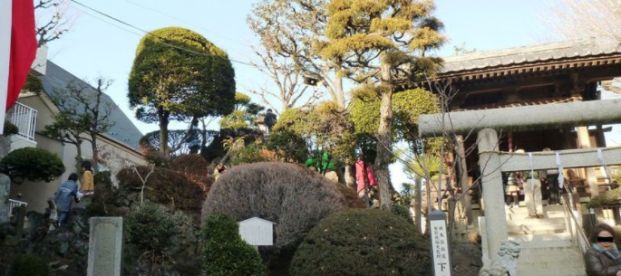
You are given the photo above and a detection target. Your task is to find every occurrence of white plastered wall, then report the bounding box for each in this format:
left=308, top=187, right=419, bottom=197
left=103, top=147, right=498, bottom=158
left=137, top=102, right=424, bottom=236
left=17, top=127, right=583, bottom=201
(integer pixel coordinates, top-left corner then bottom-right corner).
left=9, top=95, right=146, bottom=212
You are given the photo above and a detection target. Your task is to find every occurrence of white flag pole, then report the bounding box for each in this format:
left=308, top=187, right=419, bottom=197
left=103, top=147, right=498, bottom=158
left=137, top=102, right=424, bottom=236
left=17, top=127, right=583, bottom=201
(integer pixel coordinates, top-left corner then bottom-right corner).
left=0, top=0, right=13, bottom=135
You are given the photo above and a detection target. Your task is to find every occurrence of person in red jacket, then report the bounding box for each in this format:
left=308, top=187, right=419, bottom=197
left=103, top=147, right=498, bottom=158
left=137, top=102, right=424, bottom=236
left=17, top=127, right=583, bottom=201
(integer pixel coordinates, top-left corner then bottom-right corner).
left=355, top=156, right=377, bottom=199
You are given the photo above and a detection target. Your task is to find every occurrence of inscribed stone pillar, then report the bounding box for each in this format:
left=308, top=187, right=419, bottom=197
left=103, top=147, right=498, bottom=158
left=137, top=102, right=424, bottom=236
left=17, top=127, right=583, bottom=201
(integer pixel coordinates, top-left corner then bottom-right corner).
left=0, top=173, right=10, bottom=223
left=477, top=128, right=508, bottom=259
left=87, top=217, right=123, bottom=276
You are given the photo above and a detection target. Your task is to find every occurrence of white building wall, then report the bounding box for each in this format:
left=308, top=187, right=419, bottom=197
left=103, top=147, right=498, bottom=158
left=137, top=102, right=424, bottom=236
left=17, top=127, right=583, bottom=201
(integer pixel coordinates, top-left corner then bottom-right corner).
left=8, top=96, right=146, bottom=212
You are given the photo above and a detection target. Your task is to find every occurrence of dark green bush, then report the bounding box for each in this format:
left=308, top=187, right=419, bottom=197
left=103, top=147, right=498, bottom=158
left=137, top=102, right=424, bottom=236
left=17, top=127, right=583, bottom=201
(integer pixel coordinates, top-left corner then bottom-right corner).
left=3, top=121, right=18, bottom=136
left=124, top=204, right=201, bottom=275
left=9, top=254, right=49, bottom=276
left=0, top=147, right=65, bottom=182
left=126, top=204, right=179, bottom=256
left=290, top=209, right=431, bottom=276
left=587, top=186, right=621, bottom=208
left=23, top=74, right=44, bottom=93
left=203, top=214, right=265, bottom=276
left=391, top=203, right=412, bottom=222
left=265, top=130, right=309, bottom=163
left=87, top=171, right=113, bottom=216
left=229, top=143, right=270, bottom=165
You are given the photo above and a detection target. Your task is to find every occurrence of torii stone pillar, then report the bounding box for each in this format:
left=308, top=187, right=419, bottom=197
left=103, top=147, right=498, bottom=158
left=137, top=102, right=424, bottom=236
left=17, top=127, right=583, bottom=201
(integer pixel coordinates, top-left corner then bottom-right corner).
left=477, top=128, right=508, bottom=259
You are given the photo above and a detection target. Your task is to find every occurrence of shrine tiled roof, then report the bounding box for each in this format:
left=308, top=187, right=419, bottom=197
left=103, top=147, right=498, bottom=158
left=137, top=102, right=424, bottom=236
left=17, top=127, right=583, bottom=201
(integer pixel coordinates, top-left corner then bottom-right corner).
left=440, top=38, right=621, bottom=79
left=455, top=96, right=583, bottom=111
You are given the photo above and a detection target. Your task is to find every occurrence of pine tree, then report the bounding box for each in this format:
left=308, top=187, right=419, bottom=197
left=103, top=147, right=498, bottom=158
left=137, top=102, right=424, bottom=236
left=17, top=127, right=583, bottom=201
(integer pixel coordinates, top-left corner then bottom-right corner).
left=321, top=0, right=444, bottom=208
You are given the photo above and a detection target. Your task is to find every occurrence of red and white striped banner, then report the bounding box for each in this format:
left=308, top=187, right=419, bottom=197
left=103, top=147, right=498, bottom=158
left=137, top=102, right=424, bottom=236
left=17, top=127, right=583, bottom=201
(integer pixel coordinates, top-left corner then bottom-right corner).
left=0, top=0, right=37, bottom=134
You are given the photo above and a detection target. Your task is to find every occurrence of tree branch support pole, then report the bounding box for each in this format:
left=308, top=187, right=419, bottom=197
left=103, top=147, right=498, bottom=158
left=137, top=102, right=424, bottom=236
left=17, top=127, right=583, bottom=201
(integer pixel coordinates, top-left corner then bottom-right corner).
left=477, top=128, right=508, bottom=259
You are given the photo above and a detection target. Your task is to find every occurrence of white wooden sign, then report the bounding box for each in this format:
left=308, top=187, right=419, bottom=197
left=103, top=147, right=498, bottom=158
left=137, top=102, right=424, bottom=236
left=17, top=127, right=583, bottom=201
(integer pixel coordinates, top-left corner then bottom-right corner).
left=239, top=217, right=274, bottom=246
left=430, top=211, right=451, bottom=276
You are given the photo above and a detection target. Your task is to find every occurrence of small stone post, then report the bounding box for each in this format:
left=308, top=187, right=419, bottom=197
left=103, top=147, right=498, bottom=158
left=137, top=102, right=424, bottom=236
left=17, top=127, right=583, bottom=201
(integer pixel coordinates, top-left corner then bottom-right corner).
left=0, top=173, right=10, bottom=223
left=429, top=210, right=451, bottom=276
left=477, top=128, right=508, bottom=259
left=87, top=217, right=123, bottom=276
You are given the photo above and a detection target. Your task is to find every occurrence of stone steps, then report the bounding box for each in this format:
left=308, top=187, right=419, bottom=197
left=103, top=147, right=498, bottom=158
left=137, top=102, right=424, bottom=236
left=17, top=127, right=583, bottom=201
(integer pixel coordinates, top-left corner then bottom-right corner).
left=504, top=206, right=586, bottom=276
left=509, top=234, right=572, bottom=243
left=508, top=220, right=566, bottom=235
left=505, top=205, right=566, bottom=219
left=506, top=206, right=567, bottom=236
left=516, top=241, right=585, bottom=276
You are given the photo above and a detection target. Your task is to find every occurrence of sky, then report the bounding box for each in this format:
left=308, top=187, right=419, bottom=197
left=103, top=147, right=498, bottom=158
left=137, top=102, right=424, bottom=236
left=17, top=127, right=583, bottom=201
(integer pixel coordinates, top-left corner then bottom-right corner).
left=40, top=0, right=621, bottom=189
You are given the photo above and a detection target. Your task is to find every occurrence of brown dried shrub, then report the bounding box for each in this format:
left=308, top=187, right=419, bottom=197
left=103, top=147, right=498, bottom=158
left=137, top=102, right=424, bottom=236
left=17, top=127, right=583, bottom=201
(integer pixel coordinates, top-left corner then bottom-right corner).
left=169, top=154, right=212, bottom=191
left=202, top=162, right=346, bottom=248
left=117, top=166, right=209, bottom=213
left=336, top=184, right=366, bottom=208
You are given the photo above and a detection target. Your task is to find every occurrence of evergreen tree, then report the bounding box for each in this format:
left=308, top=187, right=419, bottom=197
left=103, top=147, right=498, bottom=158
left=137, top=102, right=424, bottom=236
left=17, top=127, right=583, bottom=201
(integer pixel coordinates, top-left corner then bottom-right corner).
left=321, top=0, right=444, bottom=208
left=128, top=27, right=236, bottom=154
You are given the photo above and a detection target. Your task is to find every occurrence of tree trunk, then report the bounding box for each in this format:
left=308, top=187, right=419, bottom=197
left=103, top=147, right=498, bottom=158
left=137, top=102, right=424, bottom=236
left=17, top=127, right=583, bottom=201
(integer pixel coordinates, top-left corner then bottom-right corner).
left=447, top=197, right=457, bottom=241
left=158, top=109, right=169, bottom=155
left=375, top=62, right=394, bottom=209
left=75, top=140, right=83, bottom=175
left=334, top=76, right=345, bottom=110
left=90, top=133, right=99, bottom=173
left=415, top=176, right=422, bottom=233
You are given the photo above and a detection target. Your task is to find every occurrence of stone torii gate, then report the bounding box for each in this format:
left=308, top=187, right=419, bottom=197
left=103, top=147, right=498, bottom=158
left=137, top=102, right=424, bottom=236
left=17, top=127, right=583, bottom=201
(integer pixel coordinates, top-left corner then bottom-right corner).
left=418, top=98, right=621, bottom=260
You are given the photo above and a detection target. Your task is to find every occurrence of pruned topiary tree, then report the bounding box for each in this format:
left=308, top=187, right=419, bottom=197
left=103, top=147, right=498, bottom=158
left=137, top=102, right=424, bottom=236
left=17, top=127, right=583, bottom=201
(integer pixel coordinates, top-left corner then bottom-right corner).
left=0, top=147, right=64, bottom=183
left=290, top=208, right=431, bottom=275
left=128, top=27, right=236, bottom=154
left=203, top=213, right=265, bottom=276
left=202, top=162, right=347, bottom=248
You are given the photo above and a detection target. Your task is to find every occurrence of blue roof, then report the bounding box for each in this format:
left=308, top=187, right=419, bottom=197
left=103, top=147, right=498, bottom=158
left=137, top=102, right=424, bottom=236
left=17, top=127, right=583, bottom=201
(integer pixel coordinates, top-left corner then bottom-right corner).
left=39, top=61, right=143, bottom=149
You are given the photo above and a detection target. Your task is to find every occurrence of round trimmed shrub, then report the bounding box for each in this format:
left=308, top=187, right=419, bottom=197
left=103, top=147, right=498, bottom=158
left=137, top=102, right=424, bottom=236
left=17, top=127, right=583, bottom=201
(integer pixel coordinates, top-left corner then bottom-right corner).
left=0, top=147, right=64, bottom=182
left=202, top=162, right=346, bottom=248
left=3, top=121, right=18, bottom=136
left=203, top=214, right=265, bottom=275
left=290, top=209, right=431, bottom=276
left=9, top=254, right=49, bottom=276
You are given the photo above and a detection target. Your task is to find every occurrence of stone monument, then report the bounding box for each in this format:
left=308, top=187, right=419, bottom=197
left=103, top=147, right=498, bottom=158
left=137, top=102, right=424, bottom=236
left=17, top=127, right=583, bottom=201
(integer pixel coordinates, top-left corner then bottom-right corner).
left=87, top=217, right=123, bottom=276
